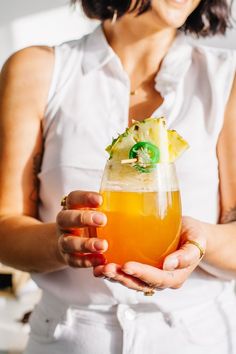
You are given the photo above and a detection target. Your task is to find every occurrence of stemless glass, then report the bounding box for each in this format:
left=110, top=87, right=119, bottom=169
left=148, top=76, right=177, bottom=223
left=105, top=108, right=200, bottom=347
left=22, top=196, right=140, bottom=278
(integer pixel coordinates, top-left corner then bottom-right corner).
left=97, top=161, right=182, bottom=268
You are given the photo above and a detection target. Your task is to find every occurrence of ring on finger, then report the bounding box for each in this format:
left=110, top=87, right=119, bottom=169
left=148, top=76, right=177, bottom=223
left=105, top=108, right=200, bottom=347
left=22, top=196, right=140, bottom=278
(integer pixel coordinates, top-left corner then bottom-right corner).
left=185, top=240, right=205, bottom=259
left=60, top=195, right=68, bottom=209
left=144, top=289, right=156, bottom=296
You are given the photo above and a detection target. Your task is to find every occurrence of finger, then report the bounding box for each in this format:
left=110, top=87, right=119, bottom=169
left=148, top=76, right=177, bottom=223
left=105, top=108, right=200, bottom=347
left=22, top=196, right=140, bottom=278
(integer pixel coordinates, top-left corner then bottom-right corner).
left=66, top=191, right=103, bottom=209
left=162, top=243, right=203, bottom=271
left=66, top=253, right=106, bottom=268
left=93, top=263, right=153, bottom=293
left=121, top=261, right=191, bottom=289
left=57, top=209, right=107, bottom=229
left=59, top=235, right=108, bottom=254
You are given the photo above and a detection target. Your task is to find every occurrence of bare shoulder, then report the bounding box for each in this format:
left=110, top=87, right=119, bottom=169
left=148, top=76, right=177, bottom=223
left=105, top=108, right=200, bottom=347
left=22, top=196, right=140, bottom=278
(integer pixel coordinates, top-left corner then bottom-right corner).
left=0, top=46, right=55, bottom=117
left=1, top=45, right=54, bottom=76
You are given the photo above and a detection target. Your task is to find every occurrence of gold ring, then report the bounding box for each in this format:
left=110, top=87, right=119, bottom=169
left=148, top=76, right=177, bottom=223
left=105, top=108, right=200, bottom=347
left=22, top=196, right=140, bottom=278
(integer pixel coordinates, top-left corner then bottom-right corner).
left=60, top=195, right=68, bottom=208
left=186, top=240, right=205, bottom=259
left=144, top=289, right=155, bottom=296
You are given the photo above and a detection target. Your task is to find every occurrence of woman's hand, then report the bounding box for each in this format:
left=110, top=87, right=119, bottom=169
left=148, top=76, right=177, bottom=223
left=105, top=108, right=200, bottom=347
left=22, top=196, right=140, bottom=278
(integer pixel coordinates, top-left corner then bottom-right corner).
left=57, top=191, right=108, bottom=268
left=94, top=217, right=207, bottom=294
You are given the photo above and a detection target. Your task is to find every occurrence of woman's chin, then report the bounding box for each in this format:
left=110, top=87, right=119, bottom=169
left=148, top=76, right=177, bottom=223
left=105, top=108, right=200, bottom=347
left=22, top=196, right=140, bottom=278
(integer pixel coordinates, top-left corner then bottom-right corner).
left=149, top=0, right=199, bottom=29
left=149, top=10, right=187, bottom=30
left=165, top=0, right=190, bottom=8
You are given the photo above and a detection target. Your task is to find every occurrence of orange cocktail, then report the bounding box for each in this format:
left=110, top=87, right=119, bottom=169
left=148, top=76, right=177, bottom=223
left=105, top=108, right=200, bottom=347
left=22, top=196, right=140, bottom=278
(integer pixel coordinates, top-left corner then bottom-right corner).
left=98, top=186, right=181, bottom=268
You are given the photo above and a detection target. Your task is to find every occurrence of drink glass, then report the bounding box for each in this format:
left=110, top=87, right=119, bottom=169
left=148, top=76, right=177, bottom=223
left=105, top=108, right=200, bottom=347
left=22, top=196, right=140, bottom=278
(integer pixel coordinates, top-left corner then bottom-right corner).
left=97, top=161, right=181, bottom=268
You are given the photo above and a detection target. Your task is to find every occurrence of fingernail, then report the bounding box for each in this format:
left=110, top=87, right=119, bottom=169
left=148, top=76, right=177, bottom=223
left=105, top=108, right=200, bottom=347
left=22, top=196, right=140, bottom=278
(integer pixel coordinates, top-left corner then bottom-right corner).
left=92, top=213, right=106, bottom=225
left=122, top=268, right=134, bottom=275
left=89, top=194, right=102, bottom=206
left=94, top=239, right=105, bottom=251
left=163, top=258, right=179, bottom=271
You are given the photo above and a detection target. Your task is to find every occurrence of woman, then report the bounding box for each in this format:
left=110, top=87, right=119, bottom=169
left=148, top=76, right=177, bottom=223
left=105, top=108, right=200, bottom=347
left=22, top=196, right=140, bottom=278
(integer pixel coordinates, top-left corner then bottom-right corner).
left=0, top=0, right=236, bottom=353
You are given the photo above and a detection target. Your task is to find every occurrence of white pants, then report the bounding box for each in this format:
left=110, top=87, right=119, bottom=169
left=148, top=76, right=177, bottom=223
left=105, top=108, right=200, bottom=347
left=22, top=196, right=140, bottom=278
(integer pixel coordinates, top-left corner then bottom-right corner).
left=24, top=286, right=236, bottom=354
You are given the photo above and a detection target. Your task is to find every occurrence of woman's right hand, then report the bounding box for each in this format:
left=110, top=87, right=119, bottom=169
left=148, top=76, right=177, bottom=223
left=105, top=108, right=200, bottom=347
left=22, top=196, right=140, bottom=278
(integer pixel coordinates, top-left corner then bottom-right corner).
left=56, top=191, right=108, bottom=268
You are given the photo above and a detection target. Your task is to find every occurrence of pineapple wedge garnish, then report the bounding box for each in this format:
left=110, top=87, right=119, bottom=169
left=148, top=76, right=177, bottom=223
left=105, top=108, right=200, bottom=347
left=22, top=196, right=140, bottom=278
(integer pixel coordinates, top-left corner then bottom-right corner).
left=106, top=117, right=189, bottom=168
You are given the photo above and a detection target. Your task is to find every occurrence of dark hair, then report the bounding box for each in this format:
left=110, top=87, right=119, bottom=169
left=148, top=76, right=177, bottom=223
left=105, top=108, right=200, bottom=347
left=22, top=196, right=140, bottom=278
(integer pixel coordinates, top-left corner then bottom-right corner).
left=71, top=0, right=232, bottom=37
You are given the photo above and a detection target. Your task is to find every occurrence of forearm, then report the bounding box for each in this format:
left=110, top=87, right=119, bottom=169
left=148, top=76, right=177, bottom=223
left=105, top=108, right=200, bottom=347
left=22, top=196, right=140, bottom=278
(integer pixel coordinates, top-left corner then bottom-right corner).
left=0, top=215, right=66, bottom=273
left=203, top=221, right=236, bottom=274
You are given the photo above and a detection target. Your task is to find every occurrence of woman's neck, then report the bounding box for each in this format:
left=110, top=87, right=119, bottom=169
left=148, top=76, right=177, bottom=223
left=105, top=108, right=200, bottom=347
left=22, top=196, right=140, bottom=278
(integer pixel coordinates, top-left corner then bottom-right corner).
left=103, top=16, right=176, bottom=85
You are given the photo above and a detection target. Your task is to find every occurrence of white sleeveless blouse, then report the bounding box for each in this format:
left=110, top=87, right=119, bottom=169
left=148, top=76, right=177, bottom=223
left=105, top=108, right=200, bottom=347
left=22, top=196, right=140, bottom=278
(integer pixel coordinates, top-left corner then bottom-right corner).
left=34, top=25, right=236, bottom=311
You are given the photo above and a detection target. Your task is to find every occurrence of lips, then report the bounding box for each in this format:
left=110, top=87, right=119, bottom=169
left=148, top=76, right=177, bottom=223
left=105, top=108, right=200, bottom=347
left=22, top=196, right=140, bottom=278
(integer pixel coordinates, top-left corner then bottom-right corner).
left=165, top=0, right=189, bottom=7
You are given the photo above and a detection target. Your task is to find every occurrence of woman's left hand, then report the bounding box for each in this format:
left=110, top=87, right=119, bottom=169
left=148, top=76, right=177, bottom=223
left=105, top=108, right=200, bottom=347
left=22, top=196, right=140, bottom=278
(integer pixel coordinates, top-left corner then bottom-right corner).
left=93, top=217, right=207, bottom=294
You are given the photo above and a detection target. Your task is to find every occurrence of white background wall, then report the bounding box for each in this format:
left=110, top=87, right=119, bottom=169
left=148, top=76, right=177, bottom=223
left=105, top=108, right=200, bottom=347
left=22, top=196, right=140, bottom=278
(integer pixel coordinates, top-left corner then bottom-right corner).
left=0, top=0, right=236, bottom=68
left=0, top=0, right=97, bottom=68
